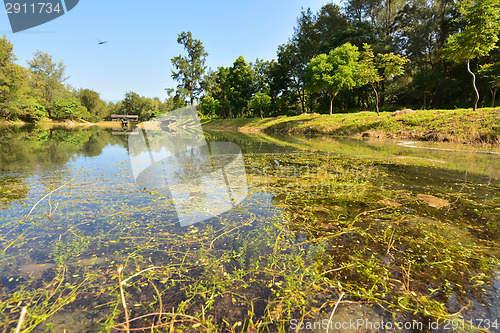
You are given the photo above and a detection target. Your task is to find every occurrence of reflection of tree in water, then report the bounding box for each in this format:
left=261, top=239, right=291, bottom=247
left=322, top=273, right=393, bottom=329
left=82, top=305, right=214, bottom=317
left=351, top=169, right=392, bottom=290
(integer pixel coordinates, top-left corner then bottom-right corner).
left=0, top=125, right=124, bottom=172
left=180, top=150, right=212, bottom=215
left=0, top=125, right=126, bottom=207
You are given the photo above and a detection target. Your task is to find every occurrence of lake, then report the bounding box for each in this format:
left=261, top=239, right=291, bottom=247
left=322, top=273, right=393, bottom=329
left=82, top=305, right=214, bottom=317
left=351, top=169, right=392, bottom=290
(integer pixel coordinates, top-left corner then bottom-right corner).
left=0, top=124, right=499, bottom=332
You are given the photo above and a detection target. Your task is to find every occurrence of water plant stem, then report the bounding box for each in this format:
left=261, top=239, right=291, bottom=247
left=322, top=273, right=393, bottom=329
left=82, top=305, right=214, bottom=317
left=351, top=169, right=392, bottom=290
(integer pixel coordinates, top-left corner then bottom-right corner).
left=14, top=307, right=27, bottom=333
left=26, top=166, right=83, bottom=219
left=117, top=266, right=130, bottom=333
left=326, top=292, right=345, bottom=333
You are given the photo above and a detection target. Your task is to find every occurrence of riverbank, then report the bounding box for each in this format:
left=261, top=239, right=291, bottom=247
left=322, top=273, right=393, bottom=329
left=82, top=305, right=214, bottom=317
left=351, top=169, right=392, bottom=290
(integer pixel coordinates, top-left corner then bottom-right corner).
left=202, top=108, right=500, bottom=145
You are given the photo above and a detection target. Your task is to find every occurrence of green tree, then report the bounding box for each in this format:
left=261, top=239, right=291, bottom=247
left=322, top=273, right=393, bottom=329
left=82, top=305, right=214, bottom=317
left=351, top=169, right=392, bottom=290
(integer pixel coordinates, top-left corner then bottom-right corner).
left=228, top=56, right=253, bottom=118
left=50, top=98, right=88, bottom=120
left=358, top=44, right=382, bottom=114
left=305, top=42, right=367, bottom=115
left=163, top=88, right=186, bottom=112
left=27, top=51, right=68, bottom=116
left=200, top=95, right=221, bottom=119
left=0, top=36, right=28, bottom=120
left=76, top=88, right=107, bottom=122
left=21, top=101, right=47, bottom=122
left=275, top=43, right=305, bottom=113
left=441, top=0, right=500, bottom=111
left=200, top=67, right=231, bottom=118
left=106, top=101, right=123, bottom=119
left=171, top=31, right=208, bottom=105
left=360, top=45, right=408, bottom=113
left=121, top=91, right=143, bottom=116
left=479, top=63, right=500, bottom=107
left=250, top=92, right=272, bottom=119
left=251, top=59, right=272, bottom=94
left=139, top=97, right=161, bottom=121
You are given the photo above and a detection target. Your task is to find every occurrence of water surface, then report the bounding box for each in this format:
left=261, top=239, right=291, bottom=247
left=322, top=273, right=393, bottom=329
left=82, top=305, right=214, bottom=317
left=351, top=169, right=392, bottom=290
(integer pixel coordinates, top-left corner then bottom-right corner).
left=0, top=125, right=498, bottom=332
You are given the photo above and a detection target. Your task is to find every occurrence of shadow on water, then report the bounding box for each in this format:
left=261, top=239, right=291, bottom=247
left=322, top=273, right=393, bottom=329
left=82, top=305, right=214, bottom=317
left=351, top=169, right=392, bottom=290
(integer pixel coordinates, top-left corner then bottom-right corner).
left=0, top=126, right=498, bottom=332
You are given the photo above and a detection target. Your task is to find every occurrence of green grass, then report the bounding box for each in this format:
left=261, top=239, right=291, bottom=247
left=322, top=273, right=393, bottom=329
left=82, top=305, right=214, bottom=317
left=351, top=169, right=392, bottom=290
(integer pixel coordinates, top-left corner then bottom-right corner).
left=203, top=108, right=500, bottom=145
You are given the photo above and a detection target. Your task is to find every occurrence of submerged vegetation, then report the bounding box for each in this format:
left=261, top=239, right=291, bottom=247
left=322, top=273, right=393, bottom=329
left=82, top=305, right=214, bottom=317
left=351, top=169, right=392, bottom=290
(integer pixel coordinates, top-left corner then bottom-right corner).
left=0, top=127, right=498, bottom=332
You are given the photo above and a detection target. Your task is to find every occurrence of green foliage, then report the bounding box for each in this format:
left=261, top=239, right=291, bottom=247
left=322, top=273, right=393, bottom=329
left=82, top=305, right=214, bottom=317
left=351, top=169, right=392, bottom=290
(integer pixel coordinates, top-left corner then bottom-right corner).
left=479, top=63, right=500, bottom=106
left=249, top=92, right=271, bottom=119
left=50, top=98, right=88, bottom=120
left=200, top=95, right=221, bottom=119
left=171, top=31, right=208, bottom=105
left=228, top=56, right=253, bottom=117
left=0, top=36, right=28, bottom=120
left=358, top=44, right=408, bottom=113
left=20, top=101, right=47, bottom=122
left=441, top=0, right=500, bottom=63
left=305, top=42, right=368, bottom=115
left=27, top=51, right=68, bottom=115
left=121, top=91, right=142, bottom=116
left=441, top=0, right=500, bottom=110
left=120, top=91, right=174, bottom=121
left=76, top=88, right=108, bottom=122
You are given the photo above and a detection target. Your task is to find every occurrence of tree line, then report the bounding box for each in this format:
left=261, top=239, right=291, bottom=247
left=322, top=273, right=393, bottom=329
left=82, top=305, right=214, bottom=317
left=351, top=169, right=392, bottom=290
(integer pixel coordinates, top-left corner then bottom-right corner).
left=0, top=38, right=184, bottom=122
left=189, top=0, right=499, bottom=118
left=1, top=0, right=499, bottom=123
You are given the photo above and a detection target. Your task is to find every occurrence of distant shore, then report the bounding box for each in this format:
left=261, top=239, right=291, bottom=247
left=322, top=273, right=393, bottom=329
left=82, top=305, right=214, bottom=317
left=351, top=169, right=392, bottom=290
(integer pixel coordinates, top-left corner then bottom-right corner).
left=2, top=108, right=499, bottom=146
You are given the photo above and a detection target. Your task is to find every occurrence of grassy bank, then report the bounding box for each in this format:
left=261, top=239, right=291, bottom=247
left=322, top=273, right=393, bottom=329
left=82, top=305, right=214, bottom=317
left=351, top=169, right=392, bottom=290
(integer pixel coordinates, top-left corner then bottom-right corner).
left=202, top=108, right=500, bottom=145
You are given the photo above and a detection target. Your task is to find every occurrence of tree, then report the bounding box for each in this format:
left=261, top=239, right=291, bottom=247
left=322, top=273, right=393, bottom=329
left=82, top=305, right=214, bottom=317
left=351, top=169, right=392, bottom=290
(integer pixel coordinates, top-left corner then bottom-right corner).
left=50, top=98, right=88, bottom=120
left=250, top=92, right=272, bottom=119
left=0, top=36, right=29, bottom=120
left=251, top=59, right=272, bottom=94
left=228, top=56, right=253, bottom=118
left=479, top=63, right=500, bottom=107
left=200, top=95, right=221, bottom=119
left=163, top=88, right=188, bottom=112
left=275, top=43, right=306, bottom=113
left=358, top=44, right=382, bottom=114
left=360, top=44, right=408, bottom=114
left=121, top=91, right=143, bottom=116
left=27, top=51, right=68, bottom=116
left=305, top=42, right=368, bottom=115
left=77, top=88, right=107, bottom=122
left=171, top=31, right=208, bottom=105
left=441, top=0, right=500, bottom=111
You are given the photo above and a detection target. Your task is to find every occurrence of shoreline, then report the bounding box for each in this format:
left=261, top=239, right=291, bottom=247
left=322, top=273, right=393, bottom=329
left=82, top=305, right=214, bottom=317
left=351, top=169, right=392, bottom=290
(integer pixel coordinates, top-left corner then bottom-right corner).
left=202, top=108, right=500, bottom=146
left=2, top=107, right=499, bottom=146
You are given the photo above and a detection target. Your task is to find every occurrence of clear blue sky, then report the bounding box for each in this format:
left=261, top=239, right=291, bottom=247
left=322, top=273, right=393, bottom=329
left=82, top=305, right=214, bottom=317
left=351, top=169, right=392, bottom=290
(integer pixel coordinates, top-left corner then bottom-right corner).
left=0, top=0, right=339, bottom=102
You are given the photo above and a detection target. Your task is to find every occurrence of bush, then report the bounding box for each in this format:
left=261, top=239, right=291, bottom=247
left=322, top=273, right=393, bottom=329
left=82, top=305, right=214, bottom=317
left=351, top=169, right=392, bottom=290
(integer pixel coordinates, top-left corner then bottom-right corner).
left=200, top=96, right=221, bottom=119
left=20, top=101, right=47, bottom=122
left=50, top=98, right=89, bottom=121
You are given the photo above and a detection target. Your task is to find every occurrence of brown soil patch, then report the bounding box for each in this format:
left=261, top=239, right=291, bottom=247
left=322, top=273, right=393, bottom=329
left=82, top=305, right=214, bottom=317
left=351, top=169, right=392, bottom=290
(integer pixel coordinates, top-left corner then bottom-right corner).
left=379, top=199, right=403, bottom=207
left=417, top=194, right=450, bottom=209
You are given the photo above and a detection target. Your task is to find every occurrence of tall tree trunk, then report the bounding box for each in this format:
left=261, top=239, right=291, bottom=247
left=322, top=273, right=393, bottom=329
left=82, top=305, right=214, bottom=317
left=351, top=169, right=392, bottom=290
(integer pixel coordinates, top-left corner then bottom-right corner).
left=260, top=106, right=263, bottom=119
left=380, top=80, right=386, bottom=106
left=491, top=87, right=498, bottom=107
left=467, top=59, right=479, bottom=111
left=300, top=87, right=306, bottom=113
left=372, top=84, right=380, bottom=116
left=329, top=92, right=334, bottom=116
